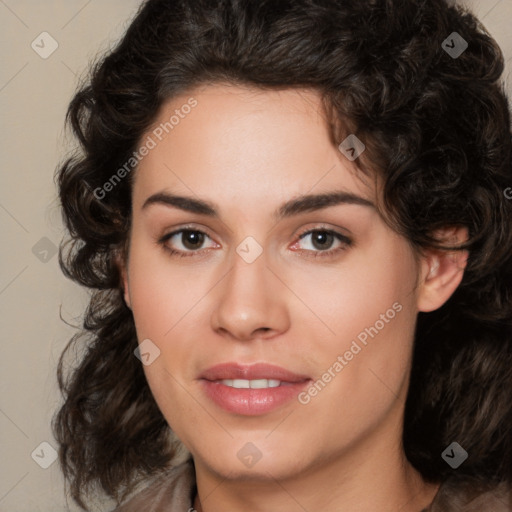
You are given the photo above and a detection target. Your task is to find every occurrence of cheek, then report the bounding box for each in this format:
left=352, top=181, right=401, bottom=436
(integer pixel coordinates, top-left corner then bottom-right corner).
left=126, top=245, right=203, bottom=433
left=292, top=235, right=417, bottom=352
left=127, top=242, right=203, bottom=337
left=126, top=238, right=214, bottom=404
left=293, top=237, right=418, bottom=412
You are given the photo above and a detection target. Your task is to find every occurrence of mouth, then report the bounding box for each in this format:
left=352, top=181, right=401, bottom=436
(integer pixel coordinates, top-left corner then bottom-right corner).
left=198, top=362, right=311, bottom=415
left=199, top=362, right=311, bottom=383
left=217, top=378, right=283, bottom=389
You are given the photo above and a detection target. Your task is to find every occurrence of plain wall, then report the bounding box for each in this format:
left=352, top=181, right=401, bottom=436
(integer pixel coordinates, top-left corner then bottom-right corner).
left=1, top=1, right=511, bottom=511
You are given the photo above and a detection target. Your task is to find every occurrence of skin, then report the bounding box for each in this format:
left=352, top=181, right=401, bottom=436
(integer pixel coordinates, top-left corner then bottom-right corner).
left=121, top=83, right=468, bottom=512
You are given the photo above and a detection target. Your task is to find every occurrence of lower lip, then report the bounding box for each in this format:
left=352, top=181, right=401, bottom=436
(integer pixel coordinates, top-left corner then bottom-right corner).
left=200, top=380, right=310, bottom=416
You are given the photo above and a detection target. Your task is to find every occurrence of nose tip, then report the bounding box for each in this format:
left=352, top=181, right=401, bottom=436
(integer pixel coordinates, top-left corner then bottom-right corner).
left=209, top=257, right=290, bottom=342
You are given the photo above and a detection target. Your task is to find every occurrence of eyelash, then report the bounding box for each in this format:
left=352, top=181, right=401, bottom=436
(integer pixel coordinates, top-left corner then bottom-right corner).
left=158, top=226, right=353, bottom=260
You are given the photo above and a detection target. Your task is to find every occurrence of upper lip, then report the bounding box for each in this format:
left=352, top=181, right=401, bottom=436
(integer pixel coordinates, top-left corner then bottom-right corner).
left=199, top=363, right=310, bottom=383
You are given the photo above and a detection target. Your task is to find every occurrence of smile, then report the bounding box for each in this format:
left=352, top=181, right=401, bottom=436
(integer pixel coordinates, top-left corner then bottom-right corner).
left=219, top=378, right=282, bottom=389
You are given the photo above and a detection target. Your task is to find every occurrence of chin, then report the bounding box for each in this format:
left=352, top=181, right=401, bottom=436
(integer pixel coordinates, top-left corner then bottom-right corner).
left=190, top=433, right=317, bottom=481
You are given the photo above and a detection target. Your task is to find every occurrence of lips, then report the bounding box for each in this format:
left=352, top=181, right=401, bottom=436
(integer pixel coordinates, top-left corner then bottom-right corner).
left=198, top=363, right=311, bottom=415
left=199, top=362, right=310, bottom=383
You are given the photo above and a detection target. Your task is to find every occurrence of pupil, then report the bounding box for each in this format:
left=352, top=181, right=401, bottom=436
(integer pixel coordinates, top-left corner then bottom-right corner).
left=313, top=231, right=332, bottom=250
left=183, top=231, right=204, bottom=249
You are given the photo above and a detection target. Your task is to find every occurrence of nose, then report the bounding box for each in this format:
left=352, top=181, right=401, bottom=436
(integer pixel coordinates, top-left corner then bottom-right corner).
left=210, top=248, right=291, bottom=342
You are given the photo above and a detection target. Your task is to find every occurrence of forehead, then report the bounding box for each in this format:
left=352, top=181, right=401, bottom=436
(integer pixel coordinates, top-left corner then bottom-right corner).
left=132, top=83, right=375, bottom=210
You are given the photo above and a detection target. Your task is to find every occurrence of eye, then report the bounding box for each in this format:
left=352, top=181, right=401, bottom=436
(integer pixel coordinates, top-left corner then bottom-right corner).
left=159, top=228, right=217, bottom=257
left=291, top=228, right=352, bottom=259
left=158, top=226, right=352, bottom=259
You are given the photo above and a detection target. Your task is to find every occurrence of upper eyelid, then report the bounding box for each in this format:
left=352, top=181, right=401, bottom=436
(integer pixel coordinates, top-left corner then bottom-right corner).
left=160, top=223, right=215, bottom=240
left=297, top=226, right=351, bottom=240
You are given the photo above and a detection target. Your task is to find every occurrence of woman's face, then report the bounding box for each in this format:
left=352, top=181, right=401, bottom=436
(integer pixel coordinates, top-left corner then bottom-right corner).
left=122, top=83, right=425, bottom=481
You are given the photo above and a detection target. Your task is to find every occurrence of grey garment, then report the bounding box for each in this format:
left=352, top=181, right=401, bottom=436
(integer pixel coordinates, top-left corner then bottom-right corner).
left=112, top=460, right=512, bottom=512
left=112, top=459, right=196, bottom=512
left=428, top=478, right=512, bottom=512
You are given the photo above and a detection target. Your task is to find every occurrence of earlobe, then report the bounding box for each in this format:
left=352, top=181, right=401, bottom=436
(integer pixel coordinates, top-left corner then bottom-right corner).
left=417, top=227, right=469, bottom=313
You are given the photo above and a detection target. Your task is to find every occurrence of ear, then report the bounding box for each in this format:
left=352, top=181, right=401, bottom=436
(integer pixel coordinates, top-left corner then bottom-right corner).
left=116, top=252, right=132, bottom=310
left=417, top=227, right=469, bottom=313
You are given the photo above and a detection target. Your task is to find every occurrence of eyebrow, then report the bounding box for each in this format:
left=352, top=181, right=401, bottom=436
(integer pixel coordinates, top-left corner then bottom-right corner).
left=142, top=190, right=375, bottom=220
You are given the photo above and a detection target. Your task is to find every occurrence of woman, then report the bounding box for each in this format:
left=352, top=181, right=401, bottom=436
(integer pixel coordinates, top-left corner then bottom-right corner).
left=53, top=0, right=512, bottom=510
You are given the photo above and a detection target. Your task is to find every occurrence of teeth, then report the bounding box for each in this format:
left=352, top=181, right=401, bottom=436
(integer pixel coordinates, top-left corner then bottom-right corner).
left=220, top=379, right=281, bottom=389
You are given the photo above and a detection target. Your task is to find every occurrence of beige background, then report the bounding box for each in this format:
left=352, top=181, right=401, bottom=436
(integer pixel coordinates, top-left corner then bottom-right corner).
left=1, top=1, right=511, bottom=511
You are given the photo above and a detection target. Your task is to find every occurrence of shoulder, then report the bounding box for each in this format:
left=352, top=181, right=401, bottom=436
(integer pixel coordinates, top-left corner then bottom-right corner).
left=430, top=478, right=512, bottom=511
left=111, top=459, right=196, bottom=512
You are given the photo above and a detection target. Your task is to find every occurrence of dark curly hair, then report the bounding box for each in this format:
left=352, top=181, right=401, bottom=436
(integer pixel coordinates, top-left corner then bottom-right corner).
left=53, top=0, right=512, bottom=509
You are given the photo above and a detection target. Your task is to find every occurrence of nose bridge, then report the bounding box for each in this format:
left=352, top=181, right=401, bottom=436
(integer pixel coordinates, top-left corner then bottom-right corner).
left=210, top=241, right=289, bottom=340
